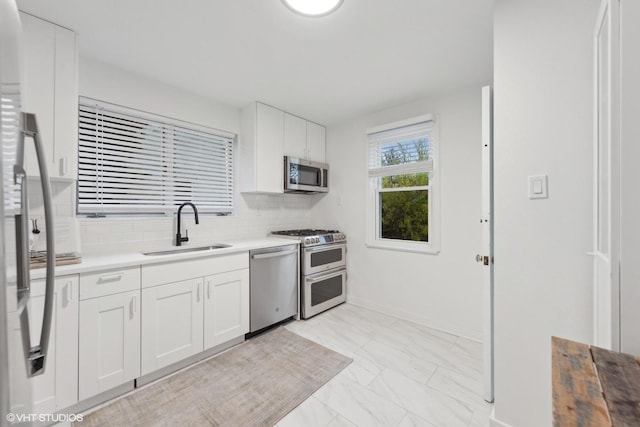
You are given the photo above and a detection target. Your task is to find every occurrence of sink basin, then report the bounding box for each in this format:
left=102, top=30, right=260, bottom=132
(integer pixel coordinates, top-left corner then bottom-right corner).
left=142, top=244, right=231, bottom=256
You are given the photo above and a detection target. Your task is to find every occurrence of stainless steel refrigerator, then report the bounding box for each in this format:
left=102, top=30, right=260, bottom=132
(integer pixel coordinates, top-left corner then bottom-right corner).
left=1, top=0, right=56, bottom=424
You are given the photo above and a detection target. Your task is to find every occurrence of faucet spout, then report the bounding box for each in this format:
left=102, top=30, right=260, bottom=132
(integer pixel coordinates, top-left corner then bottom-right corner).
left=176, top=202, right=199, bottom=246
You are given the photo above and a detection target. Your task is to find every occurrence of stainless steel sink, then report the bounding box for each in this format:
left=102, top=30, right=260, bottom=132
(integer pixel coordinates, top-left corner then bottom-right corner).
left=142, top=244, right=231, bottom=256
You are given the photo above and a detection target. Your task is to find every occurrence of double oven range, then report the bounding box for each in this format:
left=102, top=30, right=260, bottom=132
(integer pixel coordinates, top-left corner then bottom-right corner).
left=271, top=229, right=346, bottom=319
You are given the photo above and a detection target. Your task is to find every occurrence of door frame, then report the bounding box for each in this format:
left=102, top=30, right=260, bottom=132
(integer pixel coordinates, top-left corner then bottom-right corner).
left=481, top=85, right=494, bottom=403
left=592, top=0, right=620, bottom=350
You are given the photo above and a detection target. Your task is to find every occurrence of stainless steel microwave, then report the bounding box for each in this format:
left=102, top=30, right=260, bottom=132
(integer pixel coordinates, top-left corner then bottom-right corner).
left=284, top=156, right=329, bottom=193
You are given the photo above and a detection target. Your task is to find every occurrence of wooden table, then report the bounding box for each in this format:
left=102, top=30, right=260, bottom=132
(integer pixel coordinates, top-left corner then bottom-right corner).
left=552, top=337, right=640, bottom=426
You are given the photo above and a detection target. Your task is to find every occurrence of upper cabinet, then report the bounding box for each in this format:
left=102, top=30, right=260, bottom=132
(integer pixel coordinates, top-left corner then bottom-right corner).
left=305, top=121, right=326, bottom=163
left=240, top=102, right=285, bottom=193
left=20, top=12, right=78, bottom=180
left=240, top=102, right=326, bottom=193
left=283, top=113, right=326, bottom=163
left=283, top=113, right=306, bottom=160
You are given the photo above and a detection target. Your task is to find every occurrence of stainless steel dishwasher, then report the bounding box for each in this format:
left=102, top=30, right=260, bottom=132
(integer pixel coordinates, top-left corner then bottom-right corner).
left=249, top=244, right=299, bottom=333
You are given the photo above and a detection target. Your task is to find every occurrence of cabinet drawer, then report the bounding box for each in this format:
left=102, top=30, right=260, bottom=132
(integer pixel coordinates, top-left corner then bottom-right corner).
left=142, top=252, right=249, bottom=288
left=80, top=267, right=140, bottom=300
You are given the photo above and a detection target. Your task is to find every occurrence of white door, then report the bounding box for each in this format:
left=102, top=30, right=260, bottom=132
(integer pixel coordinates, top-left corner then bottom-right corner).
left=592, top=0, right=620, bottom=350
left=141, top=279, right=204, bottom=375
left=79, top=291, right=140, bottom=400
left=479, top=86, right=494, bottom=402
left=203, top=269, right=249, bottom=350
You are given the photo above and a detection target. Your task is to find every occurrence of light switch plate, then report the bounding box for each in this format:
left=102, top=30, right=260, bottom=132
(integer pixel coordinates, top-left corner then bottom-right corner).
left=528, top=175, right=548, bottom=199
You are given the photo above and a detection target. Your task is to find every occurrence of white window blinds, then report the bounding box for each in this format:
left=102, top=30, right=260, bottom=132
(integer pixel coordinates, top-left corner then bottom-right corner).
left=367, top=118, right=434, bottom=178
left=78, top=98, right=235, bottom=215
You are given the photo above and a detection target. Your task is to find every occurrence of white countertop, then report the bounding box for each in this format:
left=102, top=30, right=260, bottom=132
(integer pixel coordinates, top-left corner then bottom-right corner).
left=29, top=237, right=299, bottom=280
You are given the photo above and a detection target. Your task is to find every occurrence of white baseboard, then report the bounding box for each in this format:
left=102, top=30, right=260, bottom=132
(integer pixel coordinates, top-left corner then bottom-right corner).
left=347, top=296, right=482, bottom=342
left=489, top=407, right=513, bottom=427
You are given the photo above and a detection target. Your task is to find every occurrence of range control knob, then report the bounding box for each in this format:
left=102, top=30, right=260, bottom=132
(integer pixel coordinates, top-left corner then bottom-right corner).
left=304, top=237, right=311, bottom=245
left=315, top=237, right=320, bottom=243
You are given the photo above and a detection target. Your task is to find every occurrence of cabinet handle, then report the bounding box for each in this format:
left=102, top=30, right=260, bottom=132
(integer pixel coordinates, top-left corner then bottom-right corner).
left=131, top=295, right=137, bottom=316
left=197, top=283, right=201, bottom=302
left=60, top=156, right=68, bottom=176
left=207, top=282, right=211, bottom=299
left=98, top=273, right=124, bottom=283
left=66, top=281, right=73, bottom=301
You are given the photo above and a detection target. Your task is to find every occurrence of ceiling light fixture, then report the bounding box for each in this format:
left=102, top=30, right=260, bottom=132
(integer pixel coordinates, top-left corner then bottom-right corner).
left=281, top=0, right=343, bottom=17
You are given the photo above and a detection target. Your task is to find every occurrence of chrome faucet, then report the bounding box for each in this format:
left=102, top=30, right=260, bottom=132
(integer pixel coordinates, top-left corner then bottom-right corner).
left=175, top=202, right=199, bottom=246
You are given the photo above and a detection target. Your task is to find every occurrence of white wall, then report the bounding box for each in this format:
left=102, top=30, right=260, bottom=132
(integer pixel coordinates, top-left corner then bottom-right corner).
left=493, top=1, right=599, bottom=426
left=311, top=86, right=485, bottom=340
left=76, top=58, right=312, bottom=254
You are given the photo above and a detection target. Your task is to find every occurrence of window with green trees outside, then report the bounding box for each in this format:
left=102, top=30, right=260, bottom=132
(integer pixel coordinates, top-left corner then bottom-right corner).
left=367, top=116, right=437, bottom=252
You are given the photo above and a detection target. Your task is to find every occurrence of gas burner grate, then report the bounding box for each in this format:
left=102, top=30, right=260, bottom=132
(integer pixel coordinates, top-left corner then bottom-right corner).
left=271, top=229, right=340, bottom=237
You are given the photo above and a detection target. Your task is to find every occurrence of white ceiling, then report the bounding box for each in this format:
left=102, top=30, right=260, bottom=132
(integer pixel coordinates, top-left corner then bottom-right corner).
left=16, top=0, right=493, bottom=126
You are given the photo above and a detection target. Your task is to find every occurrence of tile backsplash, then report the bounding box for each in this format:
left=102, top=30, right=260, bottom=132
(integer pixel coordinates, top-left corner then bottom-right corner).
left=28, top=177, right=317, bottom=256
left=78, top=193, right=314, bottom=255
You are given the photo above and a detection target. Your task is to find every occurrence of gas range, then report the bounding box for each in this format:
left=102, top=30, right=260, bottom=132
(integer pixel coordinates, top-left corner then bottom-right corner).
left=270, top=228, right=347, bottom=319
left=270, top=229, right=346, bottom=247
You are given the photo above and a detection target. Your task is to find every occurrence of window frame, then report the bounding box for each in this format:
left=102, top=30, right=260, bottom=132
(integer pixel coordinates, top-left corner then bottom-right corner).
left=365, top=114, right=440, bottom=254
left=77, top=97, right=236, bottom=217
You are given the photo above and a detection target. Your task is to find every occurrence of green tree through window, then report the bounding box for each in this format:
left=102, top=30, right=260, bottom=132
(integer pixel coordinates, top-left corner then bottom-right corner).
left=379, top=138, right=429, bottom=242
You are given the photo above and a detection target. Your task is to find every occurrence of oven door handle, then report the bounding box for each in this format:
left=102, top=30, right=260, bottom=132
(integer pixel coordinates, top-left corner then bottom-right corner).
left=306, top=270, right=345, bottom=283
left=304, top=244, right=346, bottom=254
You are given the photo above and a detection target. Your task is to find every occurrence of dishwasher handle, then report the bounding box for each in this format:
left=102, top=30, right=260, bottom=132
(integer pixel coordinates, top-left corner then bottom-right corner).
left=251, top=249, right=298, bottom=260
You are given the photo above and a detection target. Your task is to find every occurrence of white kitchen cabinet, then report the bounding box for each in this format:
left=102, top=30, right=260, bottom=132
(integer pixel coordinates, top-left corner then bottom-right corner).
left=20, top=12, right=77, bottom=179
left=141, top=278, right=204, bottom=375
left=283, top=113, right=326, bottom=163
left=306, top=121, right=326, bottom=163
left=284, top=113, right=307, bottom=160
left=20, top=275, right=79, bottom=414
left=241, top=102, right=327, bottom=192
left=240, top=102, right=285, bottom=193
left=203, top=269, right=249, bottom=350
left=78, top=290, right=140, bottom=400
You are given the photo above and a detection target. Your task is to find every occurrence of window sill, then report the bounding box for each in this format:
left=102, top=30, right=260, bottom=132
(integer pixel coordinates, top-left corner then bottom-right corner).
left=365, top=239, right=440, bottom=255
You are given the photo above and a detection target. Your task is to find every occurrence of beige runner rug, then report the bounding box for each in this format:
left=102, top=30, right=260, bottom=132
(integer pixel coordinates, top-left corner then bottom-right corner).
left=79, top=327, right=351, bottom=427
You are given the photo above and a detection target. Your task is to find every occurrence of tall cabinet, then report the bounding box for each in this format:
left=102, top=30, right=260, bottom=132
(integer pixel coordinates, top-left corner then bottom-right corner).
left=20, top=12, right=78, bottom=179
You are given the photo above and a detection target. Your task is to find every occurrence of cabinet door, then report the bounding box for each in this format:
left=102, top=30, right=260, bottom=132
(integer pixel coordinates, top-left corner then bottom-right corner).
left=256, top=103, right=285, bottom=193
left=284, top=113, right=307, bottom=159
left=79, top=291, right=140, bottom=400
left=20, top=12, right=55, bottom=177
left=141, top=279, right=204, bottom=375
left=53, top=26, right=77, bottom=179
left=306, top=121, right=326, bottom=163
left=20, top=13, right=77, bottom=179
left=203, top=269, right=249, bottom=350
left=22, top=276, right=79, bottom=413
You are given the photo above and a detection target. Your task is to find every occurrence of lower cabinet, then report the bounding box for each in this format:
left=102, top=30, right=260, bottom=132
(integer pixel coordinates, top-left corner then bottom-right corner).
left=204, top=269, right=250, bottom=350
left=141, top=278, right=204, bottom=375
left=78, top=290, right=140, bottom=400
left=26, top=275, right=79, bottom=414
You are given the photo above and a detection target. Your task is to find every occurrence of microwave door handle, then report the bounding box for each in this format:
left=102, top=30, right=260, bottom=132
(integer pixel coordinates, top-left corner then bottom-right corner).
left=21, top=112, right=55, bottom=376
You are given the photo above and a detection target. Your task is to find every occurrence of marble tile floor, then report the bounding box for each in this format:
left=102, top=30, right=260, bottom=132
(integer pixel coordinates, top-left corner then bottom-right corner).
left=278, top=303, right=492, bottom=427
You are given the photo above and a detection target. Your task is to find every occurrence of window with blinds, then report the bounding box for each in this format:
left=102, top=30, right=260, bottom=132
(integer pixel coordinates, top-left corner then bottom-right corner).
left=366, top=114, right=438, bottom=252
left=78, top=98, right=235, bottom=215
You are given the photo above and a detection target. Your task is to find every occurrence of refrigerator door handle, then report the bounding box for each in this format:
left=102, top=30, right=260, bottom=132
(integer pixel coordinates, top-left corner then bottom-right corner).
left=13, top=165, right=30, bottom=310
left=18, top=112, right=55, bottom=377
